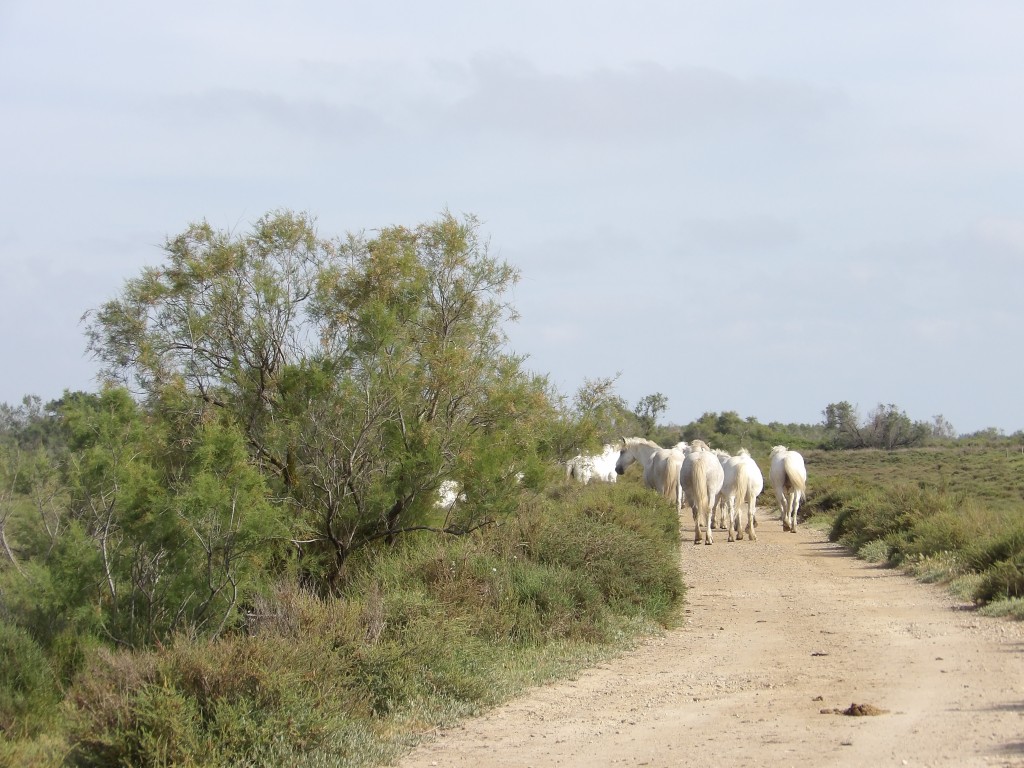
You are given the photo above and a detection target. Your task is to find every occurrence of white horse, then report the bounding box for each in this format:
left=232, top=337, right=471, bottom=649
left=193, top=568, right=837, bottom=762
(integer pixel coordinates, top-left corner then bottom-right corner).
left=615, top=437, right=683, bottom=511
left=566, top=444, right=619, bottom=485
left=435, top=467, right=522, bottom=510
left=435, top=479, right=465, bottom=510
left=769, top=445, right=807, bottom=532
left=680, top=444, right=725, bottom=545
left=717, top=449, right=764, bottom=541
left=710, top=449, right=733, bottom=530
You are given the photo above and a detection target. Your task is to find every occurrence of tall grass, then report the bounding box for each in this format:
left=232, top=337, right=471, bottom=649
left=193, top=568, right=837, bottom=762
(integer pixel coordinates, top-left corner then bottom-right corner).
left=801, top=447, right=1024, bottom=612
left=2, top=476, right=682, bottom=767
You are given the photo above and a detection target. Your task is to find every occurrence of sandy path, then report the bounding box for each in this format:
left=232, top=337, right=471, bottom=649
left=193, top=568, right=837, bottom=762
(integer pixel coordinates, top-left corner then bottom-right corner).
left=397, top=517, right=1024, bottom=768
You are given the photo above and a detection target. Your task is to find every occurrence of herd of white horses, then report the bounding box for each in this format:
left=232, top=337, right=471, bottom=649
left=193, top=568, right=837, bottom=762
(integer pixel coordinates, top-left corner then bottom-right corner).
left=565, top=439, right=807, bottom=545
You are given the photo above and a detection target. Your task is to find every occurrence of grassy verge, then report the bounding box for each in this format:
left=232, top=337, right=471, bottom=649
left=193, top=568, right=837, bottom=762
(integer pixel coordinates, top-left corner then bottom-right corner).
left=800, top=446, right=1024, bottom=618
left=1, top=477, right=682, bottom=767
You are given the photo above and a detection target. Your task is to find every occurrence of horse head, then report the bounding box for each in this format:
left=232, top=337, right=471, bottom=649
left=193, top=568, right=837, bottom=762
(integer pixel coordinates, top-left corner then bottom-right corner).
left=615, top=437, right=634, bottom=475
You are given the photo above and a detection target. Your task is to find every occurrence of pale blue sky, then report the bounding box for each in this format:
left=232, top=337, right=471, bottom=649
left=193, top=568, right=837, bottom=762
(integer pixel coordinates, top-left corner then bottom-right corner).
left=2, top=1, right=1023, bottom=434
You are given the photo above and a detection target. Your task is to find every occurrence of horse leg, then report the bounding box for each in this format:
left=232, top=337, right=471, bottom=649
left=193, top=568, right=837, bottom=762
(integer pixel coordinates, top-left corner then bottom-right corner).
left=746, top=498, right=757, bottom=541
left=779, top=494, right=791, bottom=531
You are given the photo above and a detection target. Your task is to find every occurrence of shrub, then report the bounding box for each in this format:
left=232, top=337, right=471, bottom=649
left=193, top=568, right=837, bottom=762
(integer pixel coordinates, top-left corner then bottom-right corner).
left=58, top=478, right=683, bottom=766
left=66, top=635, right=368, bottom=767
left=0, top=622, right=60, bottom=739
left=973, top=558, right=1024, bottom=604
left=964, top=526, right=1024, bottom=573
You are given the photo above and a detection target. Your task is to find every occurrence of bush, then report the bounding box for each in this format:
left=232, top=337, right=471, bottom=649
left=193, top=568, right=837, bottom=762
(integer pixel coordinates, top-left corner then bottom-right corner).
left=56, top=478, right=683, bottom=767
left=66, top=636, right=368, bottom=767
left=973, top=558, right=1024, bottom=604
left=0, top=622, right=60, bottom=739
left=811, top=447, right=1024, bottom=609
left=829, top=483, right=959, bottom=561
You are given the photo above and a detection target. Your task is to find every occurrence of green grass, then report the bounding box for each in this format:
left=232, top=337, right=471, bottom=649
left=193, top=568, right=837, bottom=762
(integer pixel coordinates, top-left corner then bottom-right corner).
left=13, top=443, right=1024, bottom=766
left=2, top=475, right=683, bottom=767
left=801, top=446, right=1024, bottom=612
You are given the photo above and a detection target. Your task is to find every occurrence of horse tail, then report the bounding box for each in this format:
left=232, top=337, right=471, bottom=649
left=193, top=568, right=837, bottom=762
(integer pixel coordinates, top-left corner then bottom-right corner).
left=733, top=460, right=750, bottom=507
left=692, top=457, right=709, bottom=516
left=784, top=454, right=807, bottom=494
left=664, top=455, right=682, bottom=510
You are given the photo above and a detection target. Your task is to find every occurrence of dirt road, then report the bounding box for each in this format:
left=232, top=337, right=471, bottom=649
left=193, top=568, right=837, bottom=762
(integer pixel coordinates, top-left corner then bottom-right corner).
left=397, top=517, right=1024, bottom=767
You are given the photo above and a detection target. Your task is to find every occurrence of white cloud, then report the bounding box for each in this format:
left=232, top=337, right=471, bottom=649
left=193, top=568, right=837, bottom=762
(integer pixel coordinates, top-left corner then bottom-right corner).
left=431, top=56, right=843, bottom=145
left=2, top=2, right=1024, bottom=433
left=977, top=217, right=1024, bottom=253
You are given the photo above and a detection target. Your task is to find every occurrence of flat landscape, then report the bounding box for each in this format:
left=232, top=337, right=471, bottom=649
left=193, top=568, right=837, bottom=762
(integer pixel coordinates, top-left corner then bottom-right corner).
left=399, top=518, right=1024, bottom=768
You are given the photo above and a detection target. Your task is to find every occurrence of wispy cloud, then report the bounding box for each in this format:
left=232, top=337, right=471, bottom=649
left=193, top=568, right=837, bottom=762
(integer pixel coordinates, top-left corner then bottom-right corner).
left=433, top=56, right=844, bottom=143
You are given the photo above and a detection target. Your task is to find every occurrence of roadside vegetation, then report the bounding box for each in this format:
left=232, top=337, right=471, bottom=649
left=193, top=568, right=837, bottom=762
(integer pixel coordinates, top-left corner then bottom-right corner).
left=800, top=445, right=1024, bottom=617
left=2, top=208, right=1022, bottom=766
left=1, top=472, right=681, bottom=767
left=0, top=211, right=683, bottom=767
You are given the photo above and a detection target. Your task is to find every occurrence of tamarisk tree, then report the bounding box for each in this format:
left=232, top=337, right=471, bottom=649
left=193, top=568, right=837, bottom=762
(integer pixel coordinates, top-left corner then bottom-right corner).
left=87, top=211, right=557, bottom=588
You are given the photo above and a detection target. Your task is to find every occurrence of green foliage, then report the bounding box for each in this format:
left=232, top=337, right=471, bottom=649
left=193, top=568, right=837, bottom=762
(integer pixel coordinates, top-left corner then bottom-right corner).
left=821, top=401, right=935, bottom=449
left=0, top=389, right=286, bottom=652
left=633, top=393, right=668, bottom=438
left=665, top=401, right=954, bottom=454
left=27, top=203, right=1024, bottom=762
left=567, top=375, right=640, bottom=452
left=57, top=479, right=681, bottom=767
left=962, top=526, right=1024, bottom=603
left=828, top=483, right=960, bottom=560
left=85, top=210, right=561, bottom=587
left=805, top=445, right=1024, bottom=610
left=669, top=410, right=819, bottom=454
left=520, top=489, right=681, bottom=623
left=65, top=637, right=362, bottom=768
left=0, top=395, right=66, bottom=452
left=0, top=622, right=60, bottom=739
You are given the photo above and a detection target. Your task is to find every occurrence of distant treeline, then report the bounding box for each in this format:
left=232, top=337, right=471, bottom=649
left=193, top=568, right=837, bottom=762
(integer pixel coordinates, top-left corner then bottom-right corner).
left=577, top=377, right=1018, bottom=454
left=660, top=402, right=1021, bottom=452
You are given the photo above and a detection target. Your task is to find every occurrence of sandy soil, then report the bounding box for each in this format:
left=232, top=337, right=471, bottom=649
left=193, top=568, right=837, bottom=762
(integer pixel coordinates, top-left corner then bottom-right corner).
left=397, top=514, right=1024, bottom=768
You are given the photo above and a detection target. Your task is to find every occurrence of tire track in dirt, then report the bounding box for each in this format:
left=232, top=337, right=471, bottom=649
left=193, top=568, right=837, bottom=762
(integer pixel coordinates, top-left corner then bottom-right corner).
left=397, top=517, right=1024, bottom=768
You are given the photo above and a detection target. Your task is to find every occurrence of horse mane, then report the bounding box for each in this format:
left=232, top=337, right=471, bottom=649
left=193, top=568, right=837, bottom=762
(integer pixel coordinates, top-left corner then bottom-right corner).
left=621, top=436, right=659, bottom=449
left=737, top=448, right=751, bottom=458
